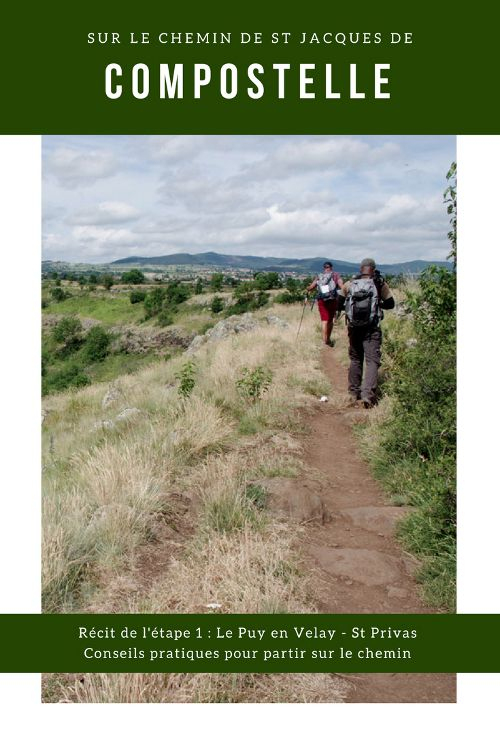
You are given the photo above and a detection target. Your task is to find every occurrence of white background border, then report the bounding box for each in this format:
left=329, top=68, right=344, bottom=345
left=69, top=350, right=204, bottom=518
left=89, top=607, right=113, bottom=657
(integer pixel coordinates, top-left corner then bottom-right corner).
left=0, top=135, right=498, bottom=748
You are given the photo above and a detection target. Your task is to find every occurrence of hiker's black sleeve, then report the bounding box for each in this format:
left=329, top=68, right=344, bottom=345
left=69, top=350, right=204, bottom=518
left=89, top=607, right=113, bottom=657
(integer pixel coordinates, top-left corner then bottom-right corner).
left=380, top=296, right=395, bottom=310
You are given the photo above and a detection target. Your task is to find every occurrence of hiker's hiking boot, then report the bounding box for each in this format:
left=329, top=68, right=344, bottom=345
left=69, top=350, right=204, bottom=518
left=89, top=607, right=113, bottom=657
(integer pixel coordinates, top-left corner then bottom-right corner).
left=362, top=398, right=375, bottom=409
left=347, top=394, right=361, bottom=407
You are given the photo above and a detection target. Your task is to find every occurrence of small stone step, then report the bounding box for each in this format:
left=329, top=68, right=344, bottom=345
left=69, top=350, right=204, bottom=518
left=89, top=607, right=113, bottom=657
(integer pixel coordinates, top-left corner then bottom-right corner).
left=308, top=546, right=403, bottom=586
left=258, top=477, right=331, bottom=523
left=339, top=506, right=410, bottom=535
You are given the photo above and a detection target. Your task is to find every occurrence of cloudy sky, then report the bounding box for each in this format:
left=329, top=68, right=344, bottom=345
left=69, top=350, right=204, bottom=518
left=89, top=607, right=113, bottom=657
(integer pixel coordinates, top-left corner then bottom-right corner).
left=43, top=135, right=455, bottom=264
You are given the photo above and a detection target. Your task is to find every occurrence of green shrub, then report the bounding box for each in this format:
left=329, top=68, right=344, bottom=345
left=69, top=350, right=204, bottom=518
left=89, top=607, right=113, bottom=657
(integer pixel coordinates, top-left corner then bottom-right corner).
left=165, top=280, right=190, bottom=306
left=43, top=363, right=90, bottom=395
left=52, top=316, right=83, bottom=357
left=210, top=272, right=224, bottom=292
left=275, top=291, right=303, bottom=304
left=144, top=287, right=167, bottom=319
left=81, top=326, right=111, bottom=362
left=234, top=281, right=255, bottom=296
left=157, top=310, right=174, bottom=327
left=211, top=295, right=225, bottom=314
left=121, top=269, right=145, bottom=285
left=276, top=278, right=306, bottom=303
left=52, top=316, right=83, bottom=345
left=51, top=286, right=69, bottom=302
left=143, top=282, right=189, bottom=320
left=225, top=291, right=270, bottom=316
left=101, top=274, right=114, bottom=290
left=52, top=316, right=83, bottom=344
left=236, top=366, right=272, bottom=401
left=285, top=277, right=303, bottom=294
left=253, top=272, right=281, bottom=290
left=176, top=361, right=196, bottom=398
left=130, top=290, right=146, bottom=304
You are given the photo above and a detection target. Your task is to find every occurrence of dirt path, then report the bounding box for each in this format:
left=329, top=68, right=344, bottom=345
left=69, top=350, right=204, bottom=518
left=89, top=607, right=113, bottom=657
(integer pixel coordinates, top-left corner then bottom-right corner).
left=294, top=340, right=456, bottom=702
left=90, top=329, right=455, bottom=702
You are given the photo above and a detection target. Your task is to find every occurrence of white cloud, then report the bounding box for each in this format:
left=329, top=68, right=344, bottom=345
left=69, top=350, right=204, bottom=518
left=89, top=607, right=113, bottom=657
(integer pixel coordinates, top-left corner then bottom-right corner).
left=71, top=226, right=138, bottom=252
left=44, top=147, right=119, bottom=188
left=242, top=138, right=401, bottom=179
left=147, top=135, right=203, bottom=162
left=67, top=201, right=140, bottom=226
left=42, top=135, right=456, bottom=264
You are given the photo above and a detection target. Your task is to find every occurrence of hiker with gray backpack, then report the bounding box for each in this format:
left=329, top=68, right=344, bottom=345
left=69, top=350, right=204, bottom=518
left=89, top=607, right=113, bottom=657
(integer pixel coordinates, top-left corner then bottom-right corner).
left=306, top=261, right=344, bottom=346
left=337, top=258, right=395, bottom=408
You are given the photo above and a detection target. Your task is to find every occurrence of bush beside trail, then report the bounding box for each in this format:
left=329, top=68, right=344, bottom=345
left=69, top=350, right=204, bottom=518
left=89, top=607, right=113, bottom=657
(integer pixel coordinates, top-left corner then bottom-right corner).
left=359, top=166, right=457, bottom=611
left=361, top=267, right=456, bottom=610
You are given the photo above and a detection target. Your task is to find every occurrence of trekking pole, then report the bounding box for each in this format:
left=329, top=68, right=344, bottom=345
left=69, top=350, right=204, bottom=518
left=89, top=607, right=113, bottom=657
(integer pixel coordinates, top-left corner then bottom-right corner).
left=295, top=297, right=308, bottom=342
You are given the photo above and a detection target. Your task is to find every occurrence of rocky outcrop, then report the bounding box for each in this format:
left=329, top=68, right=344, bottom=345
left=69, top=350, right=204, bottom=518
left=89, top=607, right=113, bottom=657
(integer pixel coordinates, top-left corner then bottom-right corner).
left=102, top=384, right=123, bottom=409
left=264, top=314, right=289, bottom=329
left=187, top=313, right=289, bottom=353
left=43, top=314, right=193, bottom=354
left=44, top=311, right=288, bottom=357
left=116, top=407, right=142, bottom=422
left=42, top=315, right=101, bottom=331
left=110, top=326, right=194, bottom=354
left=93, top=407, right=142, bottom=431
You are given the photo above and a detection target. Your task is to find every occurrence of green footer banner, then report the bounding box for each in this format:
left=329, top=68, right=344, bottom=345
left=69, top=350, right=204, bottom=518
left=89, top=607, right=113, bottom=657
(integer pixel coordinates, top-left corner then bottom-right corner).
left=0, top=614, right=497, bottom=673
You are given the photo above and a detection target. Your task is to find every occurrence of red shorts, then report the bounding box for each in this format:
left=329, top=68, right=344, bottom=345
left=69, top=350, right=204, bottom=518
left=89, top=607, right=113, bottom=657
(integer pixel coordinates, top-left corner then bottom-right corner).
left=317, top=298, right=337, bottom=322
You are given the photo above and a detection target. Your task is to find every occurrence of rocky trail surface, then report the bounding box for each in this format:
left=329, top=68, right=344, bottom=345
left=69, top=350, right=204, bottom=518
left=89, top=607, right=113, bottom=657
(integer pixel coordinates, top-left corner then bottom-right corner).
left=286, top=341, right=455, bottom=702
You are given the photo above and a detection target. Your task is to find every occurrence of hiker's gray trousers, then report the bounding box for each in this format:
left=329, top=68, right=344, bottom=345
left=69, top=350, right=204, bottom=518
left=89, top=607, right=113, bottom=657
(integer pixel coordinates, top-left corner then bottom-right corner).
left=347, top=326, right=382, bottom=404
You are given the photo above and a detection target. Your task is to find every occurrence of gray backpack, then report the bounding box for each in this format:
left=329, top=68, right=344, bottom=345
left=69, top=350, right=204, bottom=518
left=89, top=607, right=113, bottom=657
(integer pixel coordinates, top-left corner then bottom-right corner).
left=345, top=276, right=380, bottom=328
left=316, top=271, right=339, bottom=301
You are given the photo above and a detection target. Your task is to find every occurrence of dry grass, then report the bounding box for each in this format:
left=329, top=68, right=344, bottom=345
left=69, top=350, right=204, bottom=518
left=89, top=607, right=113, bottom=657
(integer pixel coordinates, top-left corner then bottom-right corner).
left=58, top=671, right=348, bottom=703
left=42, top=303, right=327, bottom=612
left=145, top=524, right=306, bottom=615
left=42, top=302, right=349, bottom=703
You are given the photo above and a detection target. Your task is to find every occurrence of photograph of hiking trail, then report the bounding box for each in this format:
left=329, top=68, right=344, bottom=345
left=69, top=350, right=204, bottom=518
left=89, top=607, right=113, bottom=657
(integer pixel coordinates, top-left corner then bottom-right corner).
left=41, top=135, right=456, bottom=703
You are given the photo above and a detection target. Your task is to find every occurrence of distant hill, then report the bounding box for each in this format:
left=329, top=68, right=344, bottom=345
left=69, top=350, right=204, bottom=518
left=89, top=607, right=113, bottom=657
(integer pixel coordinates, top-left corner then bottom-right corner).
left=110, top=252, right=452, bottom=276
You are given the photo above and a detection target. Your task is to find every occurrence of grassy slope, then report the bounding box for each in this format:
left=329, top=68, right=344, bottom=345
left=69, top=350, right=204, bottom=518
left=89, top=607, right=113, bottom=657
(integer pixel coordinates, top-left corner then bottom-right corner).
left=43, top=292, right=146, bottom=325
left=42, top=304, right=347, bottom=702
left=42, top=288, right=213, bottom=395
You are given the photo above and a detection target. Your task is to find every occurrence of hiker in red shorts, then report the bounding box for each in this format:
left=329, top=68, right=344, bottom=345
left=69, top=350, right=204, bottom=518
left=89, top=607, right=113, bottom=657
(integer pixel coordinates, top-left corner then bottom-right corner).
left=307, top=262, right=343, bottom=346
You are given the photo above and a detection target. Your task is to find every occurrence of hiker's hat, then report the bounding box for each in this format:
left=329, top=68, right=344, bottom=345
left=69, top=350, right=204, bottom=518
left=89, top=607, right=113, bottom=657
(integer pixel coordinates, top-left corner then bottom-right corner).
left=360, top=257, right=376, bottom=269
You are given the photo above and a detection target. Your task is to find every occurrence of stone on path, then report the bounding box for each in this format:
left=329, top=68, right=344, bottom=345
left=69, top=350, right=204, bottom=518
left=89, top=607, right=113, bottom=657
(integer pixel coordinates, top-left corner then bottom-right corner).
left=339, top=506, right=410, bottom=536
left=308, top=545, right=402, bottom=586
left=258, top=477, right=330, bottom=524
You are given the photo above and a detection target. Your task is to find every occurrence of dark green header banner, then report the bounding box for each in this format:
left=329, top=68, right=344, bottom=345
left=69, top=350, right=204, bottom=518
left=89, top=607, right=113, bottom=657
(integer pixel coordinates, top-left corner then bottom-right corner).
left=2, top=1, right=499, bottom=133
left=0, top=614, right=498, bottom=673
